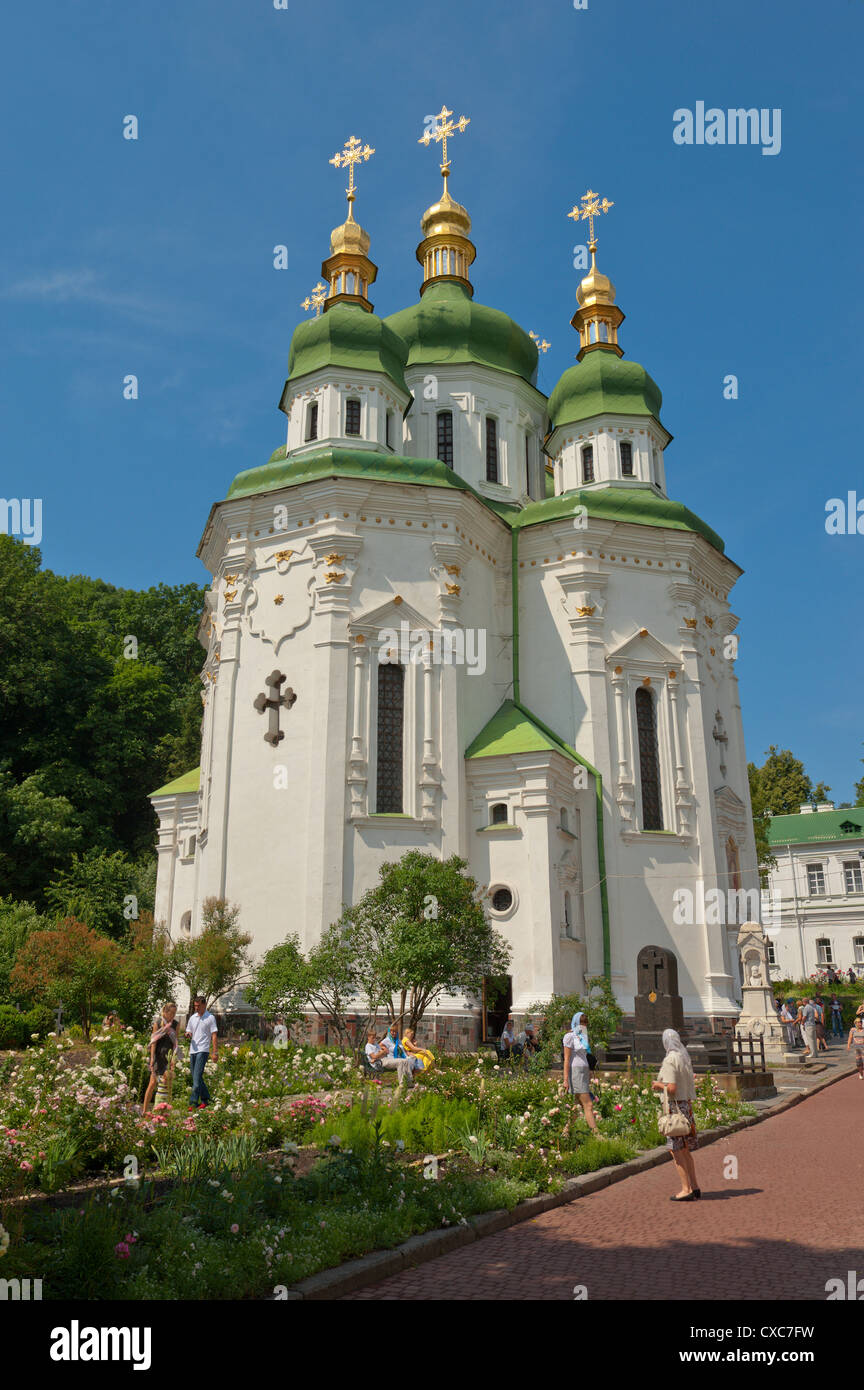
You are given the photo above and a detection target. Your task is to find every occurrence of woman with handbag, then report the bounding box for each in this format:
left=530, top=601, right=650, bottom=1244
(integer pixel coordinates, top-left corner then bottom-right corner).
left=652, top=1028, right=700, bottom=1202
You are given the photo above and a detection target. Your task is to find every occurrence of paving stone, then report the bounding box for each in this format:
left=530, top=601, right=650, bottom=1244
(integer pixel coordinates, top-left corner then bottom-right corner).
left=344, top=1072, right=864, bottom=1301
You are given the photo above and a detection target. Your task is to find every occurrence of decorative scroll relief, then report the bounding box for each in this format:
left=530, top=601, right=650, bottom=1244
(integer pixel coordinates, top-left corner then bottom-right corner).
left=244, top=542, right=316, bottom=653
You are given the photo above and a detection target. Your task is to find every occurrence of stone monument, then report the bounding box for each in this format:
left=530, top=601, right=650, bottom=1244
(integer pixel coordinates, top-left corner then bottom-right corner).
left=633, top=944, right=685, bottom=1061
left=735, top=921, right=795, bottom=1065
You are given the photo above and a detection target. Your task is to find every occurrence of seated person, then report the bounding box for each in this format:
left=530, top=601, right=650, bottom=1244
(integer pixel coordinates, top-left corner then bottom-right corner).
left=500, top=1017, right=517, bottom=1055
left=401, top=1027, right=434, bottom=1072
left=376, top=1023, right=402, bottom=1069
left=518, top=1022, right=540, bottom=1055
left=363, top=1029, right=389, bottom=1070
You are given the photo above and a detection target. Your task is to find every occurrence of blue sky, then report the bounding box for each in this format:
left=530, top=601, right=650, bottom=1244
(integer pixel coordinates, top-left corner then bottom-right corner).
left=2, top=0, right=862, bottom=799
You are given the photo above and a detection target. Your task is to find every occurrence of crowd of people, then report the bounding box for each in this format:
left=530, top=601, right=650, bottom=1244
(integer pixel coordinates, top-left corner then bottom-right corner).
left=773, top=992, right=863, bottom=1060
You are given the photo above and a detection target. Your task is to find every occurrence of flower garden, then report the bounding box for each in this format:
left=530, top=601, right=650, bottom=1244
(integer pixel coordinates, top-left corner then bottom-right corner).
left=0, top=1032, right=754, bottom=1299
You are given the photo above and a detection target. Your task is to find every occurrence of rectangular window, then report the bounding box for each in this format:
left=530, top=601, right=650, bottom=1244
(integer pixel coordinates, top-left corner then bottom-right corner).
left=766, top=939, right=776, bottom=966
left=436, top=410, right=453, bottom=467
left=485, top=417, right=499, bottom=483
left=305, top=402, right=318, bottom=441
left=844, top=861, right=863, bottom=893
left=816, top=938, right=833, bottom=965
left=376, top=663, right=404, bottom=813
left=620, top=440, right=633, bottom=476
left=855, top=937, right=864, bottom=965
left=385, top=411, right=393, bottom=449
left=806, top=863, right=826, bottom=896
left=635, top=687, right=663, bottom=831
left=345, top=399, right=361, bottom=435
left=582, top=445, right=594, bottom=484
left=525, top=435, right=532, bottom=497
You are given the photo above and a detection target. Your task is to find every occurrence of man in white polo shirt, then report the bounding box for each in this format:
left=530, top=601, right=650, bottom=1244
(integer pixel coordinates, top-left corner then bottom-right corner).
left=185, top=995, right=218, bottom=1109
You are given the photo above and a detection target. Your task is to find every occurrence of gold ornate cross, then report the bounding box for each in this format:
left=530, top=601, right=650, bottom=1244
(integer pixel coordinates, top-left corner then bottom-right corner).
left=419, top=106, right=470, bottom=188
left=329, top=135, right=375, bottom=211
left=567, top=188, right=614, bottom=250
left=301, top=282, right=328, bottom=316
left=530, top=331, right=551, bottom=353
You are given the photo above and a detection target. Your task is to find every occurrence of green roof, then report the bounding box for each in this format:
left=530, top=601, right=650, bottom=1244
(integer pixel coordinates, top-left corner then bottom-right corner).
left=766, top=807, right=864, bottom=846
left=548, top=349, right=665, bottom=432
left=228, top=445, right=492, bottom=502
left=385, top=281, right=538, bottom=387
left=512, top=485, right=725, bottom=553
left=465, top=700, right=578, bottom=762
left=286, top=302, right=408, bottom=394
left=150, top=767, right=200, bottom=798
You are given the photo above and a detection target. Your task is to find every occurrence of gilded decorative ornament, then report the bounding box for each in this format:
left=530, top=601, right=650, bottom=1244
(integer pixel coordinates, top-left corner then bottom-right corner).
left=301, top=283, right=328, bottom=317
left=529, top=331, right=551, bottom=353
left=274, top=594, right=284, bottom=606
left=324, top=552, right=345, bottom=565
left=275, top=549, right=294, bottom=563
left=224, top=589, right=237, bottom=602
left=419, top=105, right=470, bottom=187
left=324, top=571, right=345, bottom=584
left=445, top=582, right=461, bottom=595
left=575, top=605, right=596, bottom=617
left=684, top=618, right=698, bottom=629
left=444, top=564, right=461, bottom=576
left=567, top=188, right=614, bottom=249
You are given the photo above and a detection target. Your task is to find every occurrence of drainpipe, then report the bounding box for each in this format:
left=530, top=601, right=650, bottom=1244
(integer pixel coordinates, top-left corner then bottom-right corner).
left=510, top=525, right=612, bottom=981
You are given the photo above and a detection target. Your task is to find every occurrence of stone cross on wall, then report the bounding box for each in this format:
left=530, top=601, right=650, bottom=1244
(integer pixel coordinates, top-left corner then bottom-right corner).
left=253, top=670, right=297, bottom=746
left=634, top=944, right=684, bottom=1034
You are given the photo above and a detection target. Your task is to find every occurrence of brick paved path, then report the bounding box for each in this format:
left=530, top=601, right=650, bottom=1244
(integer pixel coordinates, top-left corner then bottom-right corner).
left=347, top=1074, right=864, bottom=1300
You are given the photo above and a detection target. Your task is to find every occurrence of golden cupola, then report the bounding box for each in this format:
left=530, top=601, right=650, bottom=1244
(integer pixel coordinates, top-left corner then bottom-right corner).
left=416, top=106, right=476, bottom=295
left=567, top=189, right=624, bottom=360
left=322, top=136, right=378, bottom=313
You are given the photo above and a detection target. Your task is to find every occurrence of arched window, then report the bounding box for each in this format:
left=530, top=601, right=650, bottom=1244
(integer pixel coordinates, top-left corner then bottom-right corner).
left=180, top=911, right=192, bottom=936
left=651, top=448, right=660, bottom=486
left=560, top=807, right=569, bottom=832
left=485, top=417, right=499, bottom=483
left=635, top=687, right=663, bottom=830
left=305, top=402, right=318, bottom=442
left=437, top=410, right=453, bottom=467
left=620, top=440, right=633, bottom=476
left=581, top=444, right=594, bottom=484
left=345, top=399, right=361, bottom=436
left=376, top=662, right=404, bottom=813
left=490, top=803, right=508, bottom=825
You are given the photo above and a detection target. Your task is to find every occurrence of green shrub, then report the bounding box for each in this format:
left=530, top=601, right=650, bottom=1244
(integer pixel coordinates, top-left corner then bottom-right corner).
left=0, top=1004, right=29, bottom=1049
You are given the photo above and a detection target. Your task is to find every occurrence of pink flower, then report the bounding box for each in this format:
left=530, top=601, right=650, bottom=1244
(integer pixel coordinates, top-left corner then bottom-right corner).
left=230, top=1224, right=239, bottom=1234
left=114, top=1242, right=130, bottom=1259
left=614, top=1104, right=623, bottom=1111
left=19, top=1160, right=33, bottom=1171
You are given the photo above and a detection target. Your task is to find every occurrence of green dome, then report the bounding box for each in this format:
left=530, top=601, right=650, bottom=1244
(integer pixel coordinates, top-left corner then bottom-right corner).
left=287, top=303, right=409, bottom=395
left=385, top=281, right=538, bottom=386
left=548, top=349, right=663, bottom=431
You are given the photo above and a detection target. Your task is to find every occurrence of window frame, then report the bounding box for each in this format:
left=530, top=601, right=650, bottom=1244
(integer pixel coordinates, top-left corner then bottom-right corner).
left=581, top=443, right=594, bottom=484
left=436, top=409, right=454, bottom=467
left=634, top=685, right=664, bottom=831
left=345, top=398, right=362, bottom=437
left=485, top=416, right=499, bottom=484
left=620, top=439, right=633, bottom=477
left=806, top=862, right=826, bottom=896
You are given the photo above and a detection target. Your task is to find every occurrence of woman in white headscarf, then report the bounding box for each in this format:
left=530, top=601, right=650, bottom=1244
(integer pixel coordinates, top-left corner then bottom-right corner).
left=651, top=1028, right=700, bottom=1201
left=561, top=1013, right=600, bottom=1136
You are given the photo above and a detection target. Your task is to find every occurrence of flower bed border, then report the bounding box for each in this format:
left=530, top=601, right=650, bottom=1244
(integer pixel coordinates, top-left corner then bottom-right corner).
left=282, top=1061, right=857, bottom=1301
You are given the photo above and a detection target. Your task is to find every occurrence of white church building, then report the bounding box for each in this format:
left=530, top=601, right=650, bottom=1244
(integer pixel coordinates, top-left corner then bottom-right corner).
left=150, top=133, right=759, bottom=1046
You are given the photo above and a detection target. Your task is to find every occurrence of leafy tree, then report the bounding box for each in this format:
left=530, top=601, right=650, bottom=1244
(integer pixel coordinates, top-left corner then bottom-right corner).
left=45, top=849, right=153, bottom=941
left=115, top=911, right=175, bottom=1029
left=248, top=926, right=370, bottom=1050
left=10, top=917, right=123, bottom=1039
left=0, top=536, right=207, bottom=899
left=0, top=895, right=45, bottom=1002
left=748, top=746, right=833, bottom=876
left=0, top=772, right=86, bottom=901
left=170, top=897, right=253, bottom=1013
left=337, top=852, right=511, bottom=1034
left=529, top=976, right=624, bottom=1072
